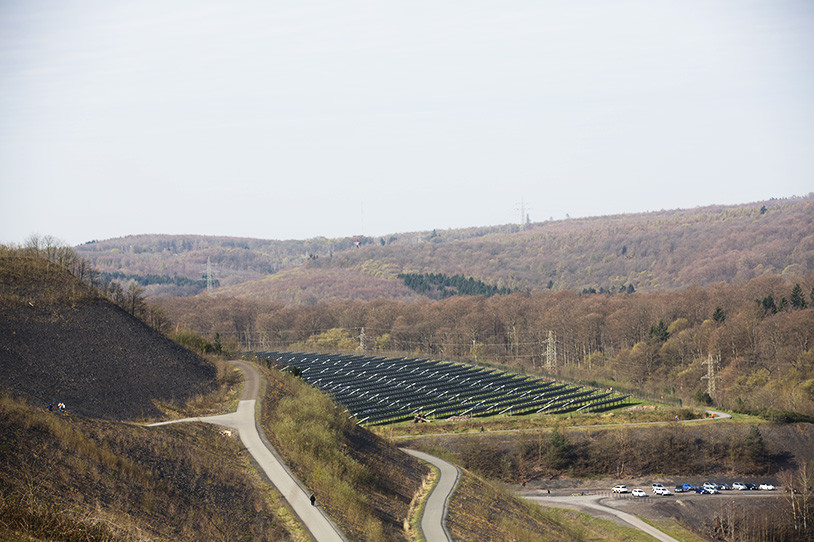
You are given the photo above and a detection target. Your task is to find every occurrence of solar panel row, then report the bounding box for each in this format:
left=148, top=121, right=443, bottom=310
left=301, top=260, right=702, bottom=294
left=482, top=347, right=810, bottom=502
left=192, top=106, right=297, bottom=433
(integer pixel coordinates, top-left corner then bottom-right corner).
left=250, top=351, right=629, bottom=425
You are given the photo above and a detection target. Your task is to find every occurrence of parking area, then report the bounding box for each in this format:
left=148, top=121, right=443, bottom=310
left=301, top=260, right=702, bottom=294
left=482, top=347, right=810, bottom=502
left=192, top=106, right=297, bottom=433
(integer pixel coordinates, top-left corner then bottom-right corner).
left=608, top=480, right=777, bottom=497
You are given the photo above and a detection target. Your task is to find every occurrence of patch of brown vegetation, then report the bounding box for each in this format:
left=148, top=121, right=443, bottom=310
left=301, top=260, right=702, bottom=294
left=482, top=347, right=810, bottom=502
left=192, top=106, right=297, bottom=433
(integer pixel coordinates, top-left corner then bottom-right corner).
left=409, top=423, right=812, bottom=484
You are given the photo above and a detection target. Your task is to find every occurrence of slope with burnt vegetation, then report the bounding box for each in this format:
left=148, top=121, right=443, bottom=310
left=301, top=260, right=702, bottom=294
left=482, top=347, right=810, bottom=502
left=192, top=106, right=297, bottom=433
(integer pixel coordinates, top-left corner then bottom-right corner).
left=0, top=246, right=302, bottom=540
left=0, top=249, right=216, bottom=420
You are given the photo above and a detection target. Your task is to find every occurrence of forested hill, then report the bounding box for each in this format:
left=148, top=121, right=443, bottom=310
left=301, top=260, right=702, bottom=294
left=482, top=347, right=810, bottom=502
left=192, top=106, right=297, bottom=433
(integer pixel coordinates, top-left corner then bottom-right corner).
left=76, top=196, right=814, bottom=303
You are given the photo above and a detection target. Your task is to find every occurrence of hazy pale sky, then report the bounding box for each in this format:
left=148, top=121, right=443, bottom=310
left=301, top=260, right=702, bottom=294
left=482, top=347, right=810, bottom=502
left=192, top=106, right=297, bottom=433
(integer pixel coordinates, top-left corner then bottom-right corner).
left=2, top=1, right=813, bottom=245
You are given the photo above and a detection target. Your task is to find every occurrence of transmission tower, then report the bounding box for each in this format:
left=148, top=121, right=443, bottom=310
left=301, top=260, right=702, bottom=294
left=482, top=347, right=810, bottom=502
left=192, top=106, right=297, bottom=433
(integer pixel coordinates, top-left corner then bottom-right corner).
left=545, top=330, right=557, bottom=371
left=515, top=198, right=532, bottom=231
left=205, top=257, right=215, bottom=293
left=701, top=353, right=720, bottom=398
left=357, top=327, right=367, bottom=352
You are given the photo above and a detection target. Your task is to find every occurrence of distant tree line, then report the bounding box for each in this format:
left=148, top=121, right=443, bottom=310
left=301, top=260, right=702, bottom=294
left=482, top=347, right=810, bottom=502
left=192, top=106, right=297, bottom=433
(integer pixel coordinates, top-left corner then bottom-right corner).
left=581, top=284, right=636, bottom=295
left=157, top=271, right=814, bottom=417
left=100, top=271, right=213, bottom=290
left=397, top=272, right=513, bottom=298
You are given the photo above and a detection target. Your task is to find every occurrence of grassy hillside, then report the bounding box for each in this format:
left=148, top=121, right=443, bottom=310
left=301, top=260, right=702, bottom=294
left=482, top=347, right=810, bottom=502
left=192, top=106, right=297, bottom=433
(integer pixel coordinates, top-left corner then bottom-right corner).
left=446, top=471, right=658, bottom=542
left=259, top=365, right=430, bottom=541
left=76, top=196, right=813, bottom=301
left=0, top=247, right=304, bottom=540
left=0, top=394, right=296, bottom=541
left=0, top=251, right=216, bottom=420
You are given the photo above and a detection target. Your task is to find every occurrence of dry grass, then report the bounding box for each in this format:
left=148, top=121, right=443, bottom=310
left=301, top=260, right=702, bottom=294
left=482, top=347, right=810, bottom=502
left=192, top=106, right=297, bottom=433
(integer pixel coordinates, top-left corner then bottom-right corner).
left=405, top=466, right=438, bottom=542
left=447, top=470, right=653, bottom=541
left=0, top=393, right=293, bottom=541
left=153, top=358, right=243, bottom=420
left=375, top=404, right=706, bottom=440
left=259, top=367, right=429, bottom=541
left=0, top=250, right=97, bottom=306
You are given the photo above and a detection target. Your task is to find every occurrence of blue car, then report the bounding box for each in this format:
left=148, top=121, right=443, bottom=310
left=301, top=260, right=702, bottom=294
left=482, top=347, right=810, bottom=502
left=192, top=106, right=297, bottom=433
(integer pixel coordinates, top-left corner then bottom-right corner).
left=675, top=484, right=694, bottom=493
left=693, top=487, right=709, bottom=494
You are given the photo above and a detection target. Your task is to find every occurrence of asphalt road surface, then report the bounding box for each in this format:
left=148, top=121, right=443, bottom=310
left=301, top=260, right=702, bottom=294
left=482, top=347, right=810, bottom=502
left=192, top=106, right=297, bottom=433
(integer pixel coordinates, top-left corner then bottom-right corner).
left=524, top=493, right=680, bottom=542
left=401, top=448, right=461, bottom=542
left=148, top=360, right=346, bottom=542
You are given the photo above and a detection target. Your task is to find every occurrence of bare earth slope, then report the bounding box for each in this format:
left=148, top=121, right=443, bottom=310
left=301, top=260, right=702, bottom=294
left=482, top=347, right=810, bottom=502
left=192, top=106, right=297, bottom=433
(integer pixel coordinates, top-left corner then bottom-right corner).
left=0, top=254, right=216, bottom=420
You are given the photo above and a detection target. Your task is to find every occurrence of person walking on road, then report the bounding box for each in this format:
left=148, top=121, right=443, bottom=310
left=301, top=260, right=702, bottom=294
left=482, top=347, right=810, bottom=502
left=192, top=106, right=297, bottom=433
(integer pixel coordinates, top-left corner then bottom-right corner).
left=310, top=494, right=316, bottom=506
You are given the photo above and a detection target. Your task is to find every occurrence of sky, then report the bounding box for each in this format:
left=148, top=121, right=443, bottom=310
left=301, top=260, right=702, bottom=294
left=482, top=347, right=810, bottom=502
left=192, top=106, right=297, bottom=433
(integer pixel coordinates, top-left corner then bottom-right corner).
left=1, top=1, right=813, bottom=246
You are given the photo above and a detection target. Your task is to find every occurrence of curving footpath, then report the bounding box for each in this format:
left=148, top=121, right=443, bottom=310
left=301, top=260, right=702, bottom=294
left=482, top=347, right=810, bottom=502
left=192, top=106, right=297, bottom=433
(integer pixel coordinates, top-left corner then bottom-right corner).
left=401, top=449, right=461, bottom=542
left=148, top=361, right=346, bottom=542
left=523, top=493, right=679, bottom=542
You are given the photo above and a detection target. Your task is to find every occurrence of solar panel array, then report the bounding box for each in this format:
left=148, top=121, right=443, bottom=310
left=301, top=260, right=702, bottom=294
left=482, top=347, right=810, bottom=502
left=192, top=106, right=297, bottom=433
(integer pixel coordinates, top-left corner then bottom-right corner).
left=251, top=351, right=629, bottom=425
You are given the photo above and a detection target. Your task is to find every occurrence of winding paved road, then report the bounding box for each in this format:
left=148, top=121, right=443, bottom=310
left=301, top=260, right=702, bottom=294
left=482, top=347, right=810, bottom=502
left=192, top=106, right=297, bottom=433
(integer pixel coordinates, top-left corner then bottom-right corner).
left=401, top=448, right=461, bottom=542
left=149, top=361, right=702, bottom=541
left=148, top=361, right=346, bottom=542
left=523, top=493, right=679, bottom=542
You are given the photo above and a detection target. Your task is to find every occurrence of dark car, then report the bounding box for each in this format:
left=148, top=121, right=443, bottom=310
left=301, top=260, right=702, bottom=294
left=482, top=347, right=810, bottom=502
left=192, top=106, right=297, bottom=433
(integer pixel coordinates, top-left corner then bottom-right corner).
left=677, top=483, right=694, bottom=492
left=693, top=487, right=710, bottom=494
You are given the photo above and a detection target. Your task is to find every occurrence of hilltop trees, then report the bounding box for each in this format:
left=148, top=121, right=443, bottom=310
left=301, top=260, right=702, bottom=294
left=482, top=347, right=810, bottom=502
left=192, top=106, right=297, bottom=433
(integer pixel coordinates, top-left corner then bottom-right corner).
left=4, top=238, right=158, bottom=333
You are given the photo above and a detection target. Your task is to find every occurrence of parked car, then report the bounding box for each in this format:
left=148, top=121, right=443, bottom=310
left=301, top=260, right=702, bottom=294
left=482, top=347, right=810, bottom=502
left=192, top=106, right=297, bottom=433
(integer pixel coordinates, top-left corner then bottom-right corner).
left=732, top=482, right=748, bottom=490
left=612, top=485, right=629, bottom=494
left=676, top=483, right=694, bottom=493
left=702, top=482, right=720, bottom=493
left=654, top=487, right=673, bottom=496
left=651, top=483, right=666, bottom=494
left=745, top=483, right=758, bottom=490
left=718, top=483, right=731, bottom=490
left=759, top=483, right=776, bottom=491
left=632, top=489, right=647, bottom=497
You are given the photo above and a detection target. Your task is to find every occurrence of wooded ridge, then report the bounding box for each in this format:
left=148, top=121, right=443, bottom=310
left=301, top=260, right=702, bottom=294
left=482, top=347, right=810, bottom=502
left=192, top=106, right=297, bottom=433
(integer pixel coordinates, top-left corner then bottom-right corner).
left=75, top=196, right=813, bottom=301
